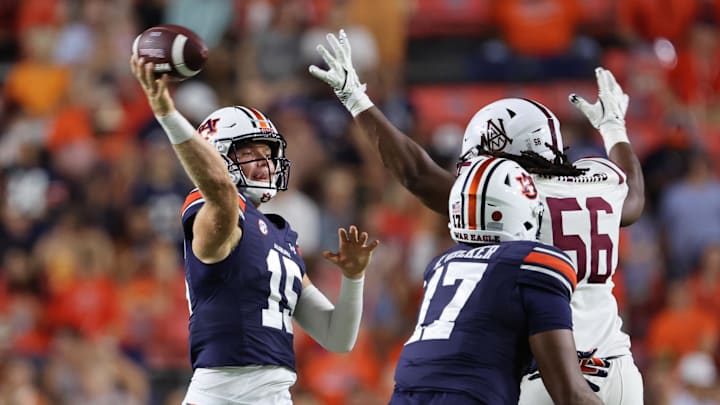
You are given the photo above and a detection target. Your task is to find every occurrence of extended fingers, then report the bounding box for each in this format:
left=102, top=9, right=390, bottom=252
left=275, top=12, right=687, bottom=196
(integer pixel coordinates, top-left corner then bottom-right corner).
left=359, top=231, right=368, bottom=245
left=308, top=64, right=336, bottom=86
left=337, top=225, right=378, bottom=250
left=141, top=61, right=169, bottom=95
left=594, top=67, right=604, bottom=92
left=348, top=225, right=359, bottom=243
left=355, top=227, right=380, bottom=251
left=130, top=54, right=138, bottom=75
left=156, top=74, right=169, bottom=95
left=142, top=61, right=155, bottom=88
left=607, top=71, right=628, bottom=104
left=131, top=56, right=156, bottom=92
left=603, top=68, right=620, bottom=90
left=322, top=250, right=339, bottom=265
left=338, top=227, right=349, bottom=242
left=596, top=67, right=629, bottom=112
left=596, top=69, right=608, bottom=94
left=326, top=32, right=345, bottom=61
left=338, top=29, right=348, bottom=45
left=602, top=70, right=615, bottom=95
left=599, top=68, right=620, bottom=97
left=338, top=29, right=351, bottom=57
left=316, top=44, right=335, bottom=67
left=131, top=55, right=149, bottom=83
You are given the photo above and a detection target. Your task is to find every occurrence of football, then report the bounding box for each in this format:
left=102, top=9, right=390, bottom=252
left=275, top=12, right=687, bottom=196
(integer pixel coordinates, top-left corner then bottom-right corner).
left=132, top=24, right=208, bottom=81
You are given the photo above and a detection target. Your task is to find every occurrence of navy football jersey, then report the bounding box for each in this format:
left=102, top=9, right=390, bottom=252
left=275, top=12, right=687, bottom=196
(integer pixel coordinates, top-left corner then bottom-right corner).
left=393, top=240, right=577, bottom=404
left=180, top=188, right=306, bottom=371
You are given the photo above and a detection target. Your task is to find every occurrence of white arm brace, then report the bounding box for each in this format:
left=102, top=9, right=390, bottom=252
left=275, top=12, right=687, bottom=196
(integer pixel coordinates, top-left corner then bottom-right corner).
left=155, top=110, right=195, bottom=144
left=293, top=276, right=364, bottom=352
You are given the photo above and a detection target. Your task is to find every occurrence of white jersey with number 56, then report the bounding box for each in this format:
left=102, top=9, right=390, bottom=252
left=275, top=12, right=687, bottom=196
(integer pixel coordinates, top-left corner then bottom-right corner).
left=533, top=157, right=630, bottom=358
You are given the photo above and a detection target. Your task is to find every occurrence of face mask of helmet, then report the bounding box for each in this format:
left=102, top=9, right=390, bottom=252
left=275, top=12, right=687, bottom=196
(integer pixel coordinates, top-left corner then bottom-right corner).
left=219, top=138, right=290, bottom=204
left=198, top=106, right=291, bottom=205
left=448, top=156, right=544, bottom=244
left=459, top=98, right=563, bottom=166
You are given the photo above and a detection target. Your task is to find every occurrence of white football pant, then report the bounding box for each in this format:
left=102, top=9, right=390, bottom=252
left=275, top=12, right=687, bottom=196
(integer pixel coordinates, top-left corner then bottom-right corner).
left=182, top=365, right=296, bottom=405
left=518, top=355, right=643, bottom=405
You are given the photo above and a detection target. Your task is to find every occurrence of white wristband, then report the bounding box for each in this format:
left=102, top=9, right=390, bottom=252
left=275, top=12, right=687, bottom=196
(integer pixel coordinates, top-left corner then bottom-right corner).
left=599, top=123, right=630, bottom=154
left=156, top=111, right=196, bottom=145
left=345, top=86, right=374, bottom=118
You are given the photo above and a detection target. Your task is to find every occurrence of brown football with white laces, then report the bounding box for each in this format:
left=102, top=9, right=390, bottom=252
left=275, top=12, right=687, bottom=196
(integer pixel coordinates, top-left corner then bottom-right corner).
left=132, top=24, right=208, bottom=81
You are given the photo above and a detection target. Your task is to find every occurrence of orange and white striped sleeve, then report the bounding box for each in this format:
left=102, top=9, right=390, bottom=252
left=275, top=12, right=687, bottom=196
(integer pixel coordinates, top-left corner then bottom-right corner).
left=519, top=245, right=577, bottom=299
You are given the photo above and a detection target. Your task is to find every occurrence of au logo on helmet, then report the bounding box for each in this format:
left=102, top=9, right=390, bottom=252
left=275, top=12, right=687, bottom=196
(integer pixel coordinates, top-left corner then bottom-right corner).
left=198, top=118, right=220, bottom=140
left=516, top=173, right=538, bottom=199
left=481, top=118, right=513, bottom=153
left=260, top=192, right=273, bottom=203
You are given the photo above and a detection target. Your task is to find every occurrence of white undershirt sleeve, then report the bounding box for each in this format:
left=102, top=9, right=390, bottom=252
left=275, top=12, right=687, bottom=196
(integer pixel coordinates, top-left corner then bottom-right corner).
left=292, top=276, right=364, bottom=352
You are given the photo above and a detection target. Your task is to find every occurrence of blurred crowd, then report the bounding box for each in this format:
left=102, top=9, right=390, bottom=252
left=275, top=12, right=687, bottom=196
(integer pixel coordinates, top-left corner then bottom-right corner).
left=0, top=0, right=719, bottom=404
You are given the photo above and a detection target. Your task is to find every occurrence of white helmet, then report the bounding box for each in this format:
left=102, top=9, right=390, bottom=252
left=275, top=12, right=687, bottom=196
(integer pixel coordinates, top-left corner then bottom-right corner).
left=449, top=156, right=544, bottom=244
left=460, top=98, right=563, bottom=162
left=197, top=106, right=290, bottom=204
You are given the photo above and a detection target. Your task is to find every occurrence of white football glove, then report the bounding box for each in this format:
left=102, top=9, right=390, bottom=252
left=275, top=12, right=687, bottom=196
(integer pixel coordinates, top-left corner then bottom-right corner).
left=308, top=29, right=374, bottom=117
left=569, top=67, right=630, bottom=153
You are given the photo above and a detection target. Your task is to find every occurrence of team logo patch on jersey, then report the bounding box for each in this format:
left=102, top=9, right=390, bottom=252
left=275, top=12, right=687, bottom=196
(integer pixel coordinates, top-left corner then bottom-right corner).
left=481, top=118, right=512, bottom=152
left=258, top=218, right=268, bottom=235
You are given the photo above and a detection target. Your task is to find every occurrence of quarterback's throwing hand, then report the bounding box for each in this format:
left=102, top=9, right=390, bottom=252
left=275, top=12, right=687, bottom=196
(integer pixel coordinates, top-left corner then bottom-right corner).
left=308, top=29, right=374, bottom=117
left=129, top=54, right=174, bottom=116
left=323, top=225, right=379, bottom=279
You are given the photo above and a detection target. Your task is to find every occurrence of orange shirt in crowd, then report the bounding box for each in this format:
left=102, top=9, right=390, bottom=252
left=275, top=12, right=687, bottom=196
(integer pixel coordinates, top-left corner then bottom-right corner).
left=46, top=106, right=95, bottom=153
left=645, top=302, right=718, bottom=360
left=45, top=275, right=121, bottom=340
left=688, top=275, right=720, bottom=317
left=617, top=0, right=699, bottom=45
left=493, top=0, right=580, bottom=56
left=119, top=271, right=189, bottom=368
left=16, top=0, right=60, bottom=34
left=4, top=61, right=69, bottom=117
left=297, top=330, right=381, bottom=405
left=666, top=47, right=720, bottom=106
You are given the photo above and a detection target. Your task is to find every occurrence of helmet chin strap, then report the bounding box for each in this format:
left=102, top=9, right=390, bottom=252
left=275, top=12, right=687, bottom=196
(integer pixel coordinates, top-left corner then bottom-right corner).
left=227, top=160, right=280, bottom=205
left=242, top=179, right=277, bottom=204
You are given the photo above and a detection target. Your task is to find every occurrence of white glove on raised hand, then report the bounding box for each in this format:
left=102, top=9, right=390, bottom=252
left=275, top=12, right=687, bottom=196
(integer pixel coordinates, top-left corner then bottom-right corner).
left=569, top=67, right=630, bottom=153
left=309, top=29, right=374, bottom=117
